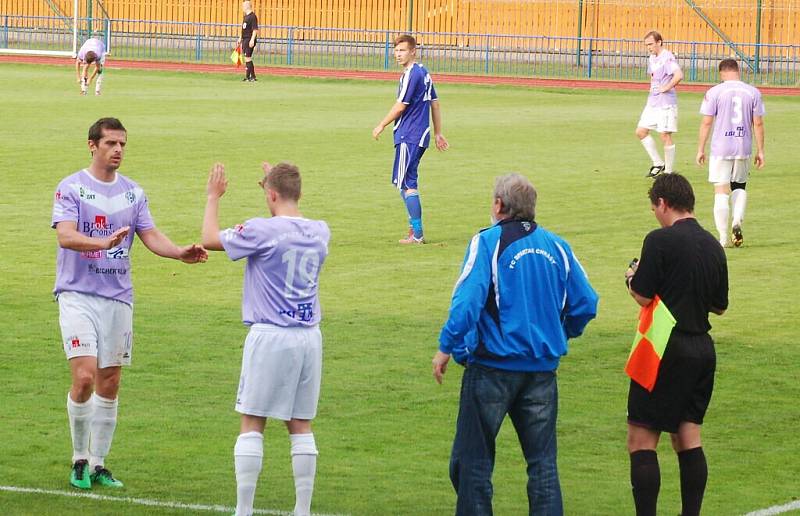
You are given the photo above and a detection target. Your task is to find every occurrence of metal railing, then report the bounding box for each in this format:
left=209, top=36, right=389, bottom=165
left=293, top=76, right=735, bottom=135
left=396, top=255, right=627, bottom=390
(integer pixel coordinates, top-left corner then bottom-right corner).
left=2, top=16, right=798, bottom=86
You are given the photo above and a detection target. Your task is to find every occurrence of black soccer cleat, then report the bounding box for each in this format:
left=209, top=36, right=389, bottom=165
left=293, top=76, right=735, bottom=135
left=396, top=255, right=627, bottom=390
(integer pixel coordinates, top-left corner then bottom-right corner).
left=645, top=165, right=665, bottom=178
left=732, top=224, right=743, bottom=247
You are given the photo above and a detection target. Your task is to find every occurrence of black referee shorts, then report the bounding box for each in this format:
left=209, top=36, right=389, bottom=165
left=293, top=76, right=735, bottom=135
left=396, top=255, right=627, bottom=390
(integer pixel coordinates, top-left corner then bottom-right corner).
left=627, top=331, right=716, bottom=434
left=242, top=39, right=256, bottom=58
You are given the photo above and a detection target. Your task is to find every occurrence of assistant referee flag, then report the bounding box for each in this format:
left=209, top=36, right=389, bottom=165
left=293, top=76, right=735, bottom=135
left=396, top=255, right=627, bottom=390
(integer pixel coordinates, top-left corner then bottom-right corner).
left=625, top=295, right=676, bottom=392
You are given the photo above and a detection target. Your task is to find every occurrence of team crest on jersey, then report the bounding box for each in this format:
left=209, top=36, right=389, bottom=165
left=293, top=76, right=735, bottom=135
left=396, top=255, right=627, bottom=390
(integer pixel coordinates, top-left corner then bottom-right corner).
left=242, top=22, right=247, bottom=28
left=522, top=222, right=532, bottom=232
left=125, top=191, right=136, bottom=204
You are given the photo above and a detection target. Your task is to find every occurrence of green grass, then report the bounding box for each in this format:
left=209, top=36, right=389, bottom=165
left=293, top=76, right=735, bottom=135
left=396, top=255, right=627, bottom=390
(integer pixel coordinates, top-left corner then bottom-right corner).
left=0, top=63, right=798, bottom=515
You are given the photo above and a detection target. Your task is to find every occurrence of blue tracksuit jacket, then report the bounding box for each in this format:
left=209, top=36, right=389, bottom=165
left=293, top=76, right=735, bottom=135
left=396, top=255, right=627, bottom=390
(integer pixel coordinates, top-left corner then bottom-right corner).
left=439, top=218, right=599, bottom=372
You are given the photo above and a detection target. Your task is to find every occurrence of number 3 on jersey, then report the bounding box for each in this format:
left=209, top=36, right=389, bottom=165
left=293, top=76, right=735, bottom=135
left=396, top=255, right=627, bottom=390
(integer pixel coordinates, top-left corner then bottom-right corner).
left=281, top=249, right=320, bottom=298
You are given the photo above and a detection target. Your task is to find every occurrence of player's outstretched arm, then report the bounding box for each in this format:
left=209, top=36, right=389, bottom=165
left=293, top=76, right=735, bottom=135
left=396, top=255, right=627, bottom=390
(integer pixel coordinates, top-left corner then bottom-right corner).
left=57, top=221, right=129, bottom=251
left=138, top=228, right=207, bottom=263
left=202, top=163, right=228, bottom=251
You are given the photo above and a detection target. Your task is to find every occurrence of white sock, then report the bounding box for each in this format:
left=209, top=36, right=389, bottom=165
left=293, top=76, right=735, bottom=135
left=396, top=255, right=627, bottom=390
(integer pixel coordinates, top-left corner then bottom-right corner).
left=234, top=432, right=264, bottom=516
left=80, top=78, right=87, bottom=93
left=290, top=433, right=318, bottom=516
left=67, top=393, right=93, bottom=463
left=95, top=74, right=103, bottom=94
left=731, top=188, right=747, bottom=227
left=663, top=145, right=676, bottom=173
left=640, top=135, right=663, bottom=166
left=89, top=393, right=118, bottom=470
left=714, top=193, right=731, bottom=245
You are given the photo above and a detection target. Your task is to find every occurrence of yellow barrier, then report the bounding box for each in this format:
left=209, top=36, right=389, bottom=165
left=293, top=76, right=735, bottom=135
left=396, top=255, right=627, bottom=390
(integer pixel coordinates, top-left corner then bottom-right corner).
left=8, top=0, right=800, bottom=46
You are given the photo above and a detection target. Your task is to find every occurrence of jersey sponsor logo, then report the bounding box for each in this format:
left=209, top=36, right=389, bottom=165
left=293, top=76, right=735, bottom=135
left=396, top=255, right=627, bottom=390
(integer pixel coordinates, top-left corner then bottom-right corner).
left=78, top=186, right=96, bottom=200
left=82, top=250, right=103, bottom=259
left=235, top=223, right=245, bottom=233
left=724, top=126, right=746, bottom=138
left=82, top=217, right=118, bottom=237
left=88, top=263, right=128, bottom=275
left=106, top=247, right=129, bottom=259
left=55, top=190, right=62, bottom=200
left=279, top=302, right=315, bottom=322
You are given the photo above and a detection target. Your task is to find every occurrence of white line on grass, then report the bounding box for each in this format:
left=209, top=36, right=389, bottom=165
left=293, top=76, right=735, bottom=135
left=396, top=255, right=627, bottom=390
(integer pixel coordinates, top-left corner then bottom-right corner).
left=0, top=485, right=348, bottom=516
left=744, top=500, right=800, bottom=516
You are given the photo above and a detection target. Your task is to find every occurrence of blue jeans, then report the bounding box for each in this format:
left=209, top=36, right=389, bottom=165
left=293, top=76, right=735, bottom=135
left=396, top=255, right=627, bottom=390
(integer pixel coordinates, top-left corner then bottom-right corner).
left=449, top=364, right=562, bottom=516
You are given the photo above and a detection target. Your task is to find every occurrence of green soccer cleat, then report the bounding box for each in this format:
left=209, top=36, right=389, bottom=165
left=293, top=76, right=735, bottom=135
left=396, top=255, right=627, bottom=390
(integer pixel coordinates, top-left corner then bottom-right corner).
left=90, top=466, right=124, bottom=488
left=70, top=460, right=91, bottom=489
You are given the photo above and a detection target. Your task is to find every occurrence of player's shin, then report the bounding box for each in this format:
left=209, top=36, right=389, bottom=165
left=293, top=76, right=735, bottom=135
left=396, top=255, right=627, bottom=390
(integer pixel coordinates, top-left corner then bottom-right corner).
left=290, top=433, right=318, bottom=516
left=234, top=432, right=264, bottom=516
left=713, top=193, right=731, bottom=246
left=404, top=192, right=423, bottom=238
left=89, top=394, right=118, bottom=469
left=67, top=393, right=93, bottom=462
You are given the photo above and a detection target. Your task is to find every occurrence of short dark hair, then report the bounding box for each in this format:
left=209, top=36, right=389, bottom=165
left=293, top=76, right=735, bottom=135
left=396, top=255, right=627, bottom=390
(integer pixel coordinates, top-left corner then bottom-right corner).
left=394, top=34, right=417, bottom=49
left=648, top=173, right=695, bottom=213
left=264, top=162, right=302, bottom=201
left=644, top=31, right=663, bottom=43
left=719, top=58, right=739, bottom=72
left=85, top=51, right=97, bottom=64
left=88, top=118, right=126, bottom=143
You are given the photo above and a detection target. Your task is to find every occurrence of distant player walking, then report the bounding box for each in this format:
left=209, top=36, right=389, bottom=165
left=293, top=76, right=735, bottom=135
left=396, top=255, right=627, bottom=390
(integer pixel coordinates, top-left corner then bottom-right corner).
left=75, top=37, right=107, bottom=96
left=202, top=161, right=330, bottom=516
left=238, top=1, right=259, bottom=81
left=373, top=34, right=448, bottom=244
left=636, top=31, right=683, bottom=177
left=53, top=117, right=207, bottom=490
left=696, top=59, right=765, bottom=248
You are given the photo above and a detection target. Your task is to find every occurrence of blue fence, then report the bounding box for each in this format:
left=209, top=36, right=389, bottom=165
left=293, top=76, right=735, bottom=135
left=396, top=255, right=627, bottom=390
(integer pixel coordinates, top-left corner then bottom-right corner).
left=3, top=16, right=799, bottom=86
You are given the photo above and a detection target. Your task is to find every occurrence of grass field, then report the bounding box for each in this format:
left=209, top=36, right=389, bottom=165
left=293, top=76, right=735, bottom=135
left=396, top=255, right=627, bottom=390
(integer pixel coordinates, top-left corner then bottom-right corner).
left=0, top=63, right=798, bottom=515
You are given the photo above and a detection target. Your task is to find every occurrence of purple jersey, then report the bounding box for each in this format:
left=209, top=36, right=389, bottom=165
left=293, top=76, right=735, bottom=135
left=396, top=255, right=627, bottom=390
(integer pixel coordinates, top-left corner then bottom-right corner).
left=700, top=80, right=765, bottom=159
left=52, top=169, right=155, bottom=305
left=647, top=50, right=680, bottom=108
left=393, top=62, right=438, bottom=148
left=77, top=38, right=106, bottom=62
left=221, top=216, right=330, bottom=327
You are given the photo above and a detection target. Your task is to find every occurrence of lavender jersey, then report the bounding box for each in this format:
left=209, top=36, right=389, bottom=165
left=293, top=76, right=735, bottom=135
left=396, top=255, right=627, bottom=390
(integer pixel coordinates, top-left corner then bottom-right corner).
left=52, top=169, right=155, bottom=305
left=77, top=38, right=106, bottom=62
left=647, top=50, right=680, bottom=108
left=393, top=62, right=438, bottom=148
left=700, top=80, right=765, bottom=159
left=221, top=216, right=330, bottom=327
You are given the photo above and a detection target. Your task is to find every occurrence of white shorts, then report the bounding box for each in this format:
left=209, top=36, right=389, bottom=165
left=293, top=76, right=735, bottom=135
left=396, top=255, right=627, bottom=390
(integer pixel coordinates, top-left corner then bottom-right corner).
left=58, top=291, right=133, bottom=368
left=708, top=157, right=750, bottom=184
left=637, top=104, right=678, bottom=133
left=235, top=323, right=322, bottom=421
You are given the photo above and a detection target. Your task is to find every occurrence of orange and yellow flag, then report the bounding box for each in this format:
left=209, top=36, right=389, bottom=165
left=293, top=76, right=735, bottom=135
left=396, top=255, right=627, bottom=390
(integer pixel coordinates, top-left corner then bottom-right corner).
left=625, top=295, right=676, bottom=392
left=230, top=44, right=243, bottom=67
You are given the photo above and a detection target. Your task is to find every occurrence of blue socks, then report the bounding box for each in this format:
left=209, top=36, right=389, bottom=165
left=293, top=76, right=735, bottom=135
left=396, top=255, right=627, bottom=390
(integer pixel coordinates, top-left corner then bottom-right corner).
left=402, top=190, right=423, bottom=239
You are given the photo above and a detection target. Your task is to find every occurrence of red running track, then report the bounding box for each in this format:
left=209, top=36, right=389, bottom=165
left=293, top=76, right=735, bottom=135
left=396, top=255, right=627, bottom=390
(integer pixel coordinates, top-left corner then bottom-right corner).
left=2, top=54, right=798, bottom=96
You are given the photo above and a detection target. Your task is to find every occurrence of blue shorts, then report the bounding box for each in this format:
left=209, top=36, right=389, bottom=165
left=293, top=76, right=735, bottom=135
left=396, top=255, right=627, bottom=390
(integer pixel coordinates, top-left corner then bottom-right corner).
left=392, top=142, right=427, bottom=190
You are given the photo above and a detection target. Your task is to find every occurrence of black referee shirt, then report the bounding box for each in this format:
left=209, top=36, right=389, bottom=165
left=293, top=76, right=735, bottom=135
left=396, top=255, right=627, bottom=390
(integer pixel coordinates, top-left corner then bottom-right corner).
left=241, top=12, right=258, bottom=41
left=630, top=218, right=728, bottom=334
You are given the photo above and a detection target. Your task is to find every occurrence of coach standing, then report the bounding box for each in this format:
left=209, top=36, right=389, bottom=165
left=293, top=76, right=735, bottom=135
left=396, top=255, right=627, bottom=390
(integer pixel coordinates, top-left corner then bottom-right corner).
left=238, top=1, right=259, bottom=82
left=624, top=174, right=728, bottom=516
left=432, top=173, right=598, bottom=515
